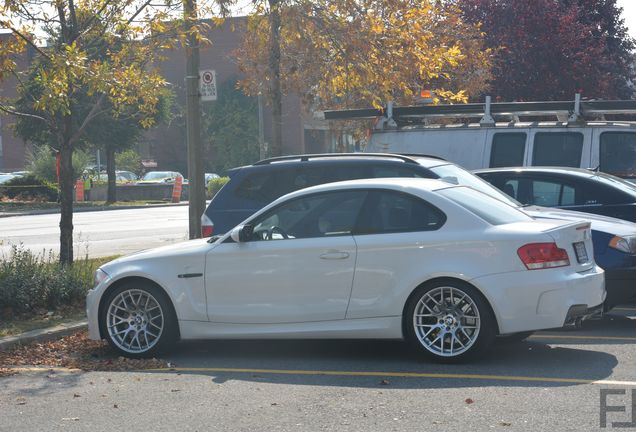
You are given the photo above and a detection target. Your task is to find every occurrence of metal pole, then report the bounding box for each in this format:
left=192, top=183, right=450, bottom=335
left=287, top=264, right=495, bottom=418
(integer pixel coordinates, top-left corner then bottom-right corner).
left=184, top=0, right=204, bottom=239
left=258, top=93, right=266, bottom=159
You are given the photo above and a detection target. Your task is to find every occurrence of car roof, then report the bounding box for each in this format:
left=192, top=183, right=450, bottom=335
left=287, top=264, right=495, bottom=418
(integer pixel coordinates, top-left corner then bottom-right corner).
left=228, top=153, right=448, bottom=173
left=279, top=177, right=455, bottom=201
left=474, top=166, right=599, bottom=177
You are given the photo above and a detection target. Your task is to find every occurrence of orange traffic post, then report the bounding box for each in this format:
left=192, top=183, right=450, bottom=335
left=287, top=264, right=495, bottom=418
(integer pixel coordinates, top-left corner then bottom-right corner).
left=75, top=180, right=84, bottom=202
left=171, top=176, right=182, bottom=203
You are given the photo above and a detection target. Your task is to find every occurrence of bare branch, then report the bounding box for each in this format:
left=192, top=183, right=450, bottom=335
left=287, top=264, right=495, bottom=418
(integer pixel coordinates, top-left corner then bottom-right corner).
left=0, top=103, right=48, bottom=123
left=69, top=94, right=106, bottom=144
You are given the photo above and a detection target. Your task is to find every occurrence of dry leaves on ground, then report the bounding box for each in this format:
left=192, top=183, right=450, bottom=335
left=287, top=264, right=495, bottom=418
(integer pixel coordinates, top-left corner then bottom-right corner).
left=0, top=330, right=168, bottom=375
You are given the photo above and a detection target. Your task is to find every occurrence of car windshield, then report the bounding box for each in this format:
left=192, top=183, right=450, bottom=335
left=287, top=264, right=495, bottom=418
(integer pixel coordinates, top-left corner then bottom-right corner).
left=429, top=163, right=523, bottom=207
left=143, top=172, right=172, bottom=180
left=438, top=186, right=532, bottom=226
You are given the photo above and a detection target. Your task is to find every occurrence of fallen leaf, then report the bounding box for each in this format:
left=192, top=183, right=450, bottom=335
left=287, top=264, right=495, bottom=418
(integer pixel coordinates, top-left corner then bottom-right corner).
left=171, top=389, right=181, bottom=392
left=499, top=422, right=512, bottom=427
left=73, top=393, right=81, bottom=398
left=465, top=398, right=474, bottom=404
left=113, top=404, right=118, bottom=409
left=379, top=379, right=390, bottom=385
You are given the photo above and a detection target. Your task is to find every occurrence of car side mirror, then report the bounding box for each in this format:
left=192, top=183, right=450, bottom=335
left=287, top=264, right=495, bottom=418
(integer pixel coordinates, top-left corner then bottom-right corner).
left=230, top=224, right=254, bottom=242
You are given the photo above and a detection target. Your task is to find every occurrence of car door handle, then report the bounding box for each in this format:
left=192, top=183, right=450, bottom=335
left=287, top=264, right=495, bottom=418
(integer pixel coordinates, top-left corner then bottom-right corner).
left=320, top=251, right=350, bottom=260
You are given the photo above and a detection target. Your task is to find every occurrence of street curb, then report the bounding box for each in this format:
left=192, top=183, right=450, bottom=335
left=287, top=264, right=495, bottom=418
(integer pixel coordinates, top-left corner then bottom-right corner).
left=0, top=320, right=88, bottom=351
left=0, top=202, right=189, bottom=218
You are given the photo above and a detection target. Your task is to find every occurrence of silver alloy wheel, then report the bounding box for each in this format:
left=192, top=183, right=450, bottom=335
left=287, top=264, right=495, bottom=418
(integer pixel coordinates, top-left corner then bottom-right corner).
left=106, top=288, right=164, bottom=354
left=413, top=286, right=481, bottom=357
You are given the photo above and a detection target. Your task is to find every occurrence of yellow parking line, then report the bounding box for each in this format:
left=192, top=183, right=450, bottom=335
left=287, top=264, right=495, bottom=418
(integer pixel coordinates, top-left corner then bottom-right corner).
left=530, top=334, right=636, bottom=342
left=150, top=367, right=636, bottom=387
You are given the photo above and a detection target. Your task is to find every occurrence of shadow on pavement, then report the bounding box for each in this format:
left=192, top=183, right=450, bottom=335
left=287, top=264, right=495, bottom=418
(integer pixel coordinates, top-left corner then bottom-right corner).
left=150, top=336, right=618, bottom=389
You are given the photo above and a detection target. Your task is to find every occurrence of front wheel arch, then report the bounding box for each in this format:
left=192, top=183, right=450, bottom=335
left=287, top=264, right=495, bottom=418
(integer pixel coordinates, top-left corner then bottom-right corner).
left=98, top=276, right=180, bottom=341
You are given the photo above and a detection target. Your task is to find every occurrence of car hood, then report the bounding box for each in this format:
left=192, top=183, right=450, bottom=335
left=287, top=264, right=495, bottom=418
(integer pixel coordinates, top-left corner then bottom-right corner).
left=101, top=238, right=213, bottom=271
left=524, top=206, right=636, bottom=236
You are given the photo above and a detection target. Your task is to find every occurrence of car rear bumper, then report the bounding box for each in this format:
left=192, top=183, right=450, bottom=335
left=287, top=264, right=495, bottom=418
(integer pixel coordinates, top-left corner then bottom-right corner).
left=471, top=265, right=606, bottom=334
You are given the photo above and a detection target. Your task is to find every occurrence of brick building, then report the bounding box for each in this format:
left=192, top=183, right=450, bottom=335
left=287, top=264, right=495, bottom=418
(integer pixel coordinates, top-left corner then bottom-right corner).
left=1, top=18, right=335, bottom=174
left=0, top=33, right=34, bottom=171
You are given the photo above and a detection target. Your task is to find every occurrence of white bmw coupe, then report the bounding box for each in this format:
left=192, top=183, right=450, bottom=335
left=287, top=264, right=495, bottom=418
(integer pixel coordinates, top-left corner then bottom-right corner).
left=87, top=178, right=605, bottom=362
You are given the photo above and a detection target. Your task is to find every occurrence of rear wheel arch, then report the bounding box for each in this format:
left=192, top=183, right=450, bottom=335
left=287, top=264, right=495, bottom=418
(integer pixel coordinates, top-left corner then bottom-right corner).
left=401, top=277, right=500, bottom=338
left=98, top=276, right=180, bottom=341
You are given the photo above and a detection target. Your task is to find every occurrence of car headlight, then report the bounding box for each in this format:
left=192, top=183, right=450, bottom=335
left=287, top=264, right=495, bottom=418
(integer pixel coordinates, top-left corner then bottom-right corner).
left=609, top=235, right=636, bottom=254
left=94, top=268, right=110, bottom=287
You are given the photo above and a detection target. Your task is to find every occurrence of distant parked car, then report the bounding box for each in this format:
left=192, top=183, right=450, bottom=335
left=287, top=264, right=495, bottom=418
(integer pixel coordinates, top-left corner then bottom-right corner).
left=87, top=178, right=604, bottom=361
left=0, top=174, right=17, bottom=184
left=138, top=171, right=183, bottom=184
left=205, top=172, right=220, bottom=186
left=475, top=167, right=636, bottom=223
left=116, top=170, right=139, bottom=182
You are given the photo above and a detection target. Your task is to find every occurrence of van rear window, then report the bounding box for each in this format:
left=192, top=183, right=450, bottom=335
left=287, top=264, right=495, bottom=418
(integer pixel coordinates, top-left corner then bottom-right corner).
left=532, top=132, right=583, bottom=167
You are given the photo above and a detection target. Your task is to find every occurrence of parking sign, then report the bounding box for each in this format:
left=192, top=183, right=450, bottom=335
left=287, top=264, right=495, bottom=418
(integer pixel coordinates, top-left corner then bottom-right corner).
left=200, top=69, right=217, bottom=101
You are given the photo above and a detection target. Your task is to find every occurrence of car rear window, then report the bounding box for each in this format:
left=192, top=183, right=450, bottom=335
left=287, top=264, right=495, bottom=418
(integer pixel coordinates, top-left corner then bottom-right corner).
left=438, top=186, right=532, bottom=225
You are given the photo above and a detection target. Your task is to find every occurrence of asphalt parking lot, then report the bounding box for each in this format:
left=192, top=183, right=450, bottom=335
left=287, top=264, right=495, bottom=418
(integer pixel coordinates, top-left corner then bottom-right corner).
left=1, top=306, right=635, bottom=431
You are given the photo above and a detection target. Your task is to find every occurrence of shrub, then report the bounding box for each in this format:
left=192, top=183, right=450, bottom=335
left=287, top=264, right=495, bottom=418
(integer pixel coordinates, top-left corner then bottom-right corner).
left=0, top=245, right=104, bottom=317
left=207, top=176, right=230, bottom=199
left=0, top=174, right=59, bottom=202
left=27, top=145, right=92, bottom=183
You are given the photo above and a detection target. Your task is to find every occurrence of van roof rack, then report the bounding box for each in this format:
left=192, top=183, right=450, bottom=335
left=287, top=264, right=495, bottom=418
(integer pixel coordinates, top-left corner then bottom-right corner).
left=315, top=94, right=636, bottom=126
left=252, top=153, right=421, bottom=165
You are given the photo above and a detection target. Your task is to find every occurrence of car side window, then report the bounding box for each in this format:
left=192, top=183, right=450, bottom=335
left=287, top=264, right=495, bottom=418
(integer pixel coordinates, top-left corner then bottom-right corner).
left=249, top=191, right=367, bottom=241
left=355, top=190, right=445, bottom=235
left=531, top=180, right=575, bottom=206
left=235, top=169, right=296, bottom=204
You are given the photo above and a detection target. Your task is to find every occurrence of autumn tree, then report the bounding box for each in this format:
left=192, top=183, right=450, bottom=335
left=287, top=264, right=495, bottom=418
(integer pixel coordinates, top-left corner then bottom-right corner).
left=0, top=0, right=232, bottom=264
left=237, top=0, right=491, bottom=152
left=458, top=0, right=634, bottom=101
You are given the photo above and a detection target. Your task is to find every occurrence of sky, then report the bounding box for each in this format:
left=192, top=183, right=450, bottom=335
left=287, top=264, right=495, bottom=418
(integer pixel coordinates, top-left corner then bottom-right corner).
left=618, top=0, right=636, bottom=39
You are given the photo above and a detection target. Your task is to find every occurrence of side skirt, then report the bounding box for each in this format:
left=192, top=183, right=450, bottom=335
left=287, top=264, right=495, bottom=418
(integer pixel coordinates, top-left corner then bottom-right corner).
left=178, top=316, right=403, bottom=340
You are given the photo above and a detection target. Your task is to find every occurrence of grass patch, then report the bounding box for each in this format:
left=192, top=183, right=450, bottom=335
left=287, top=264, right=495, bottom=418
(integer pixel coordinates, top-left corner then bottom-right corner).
left=0, top=248, right=119, bottom=337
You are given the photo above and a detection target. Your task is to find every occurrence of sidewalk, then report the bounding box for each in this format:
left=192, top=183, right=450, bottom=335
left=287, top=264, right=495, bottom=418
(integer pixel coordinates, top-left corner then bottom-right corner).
left=0, top=201, right=189, bottom=218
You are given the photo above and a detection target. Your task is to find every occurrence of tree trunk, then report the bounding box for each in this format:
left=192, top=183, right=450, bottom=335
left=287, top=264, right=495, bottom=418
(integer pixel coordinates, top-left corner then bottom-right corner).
left=106, top=147, right=116, bottom=204
left=268, top=0, right=283, bottom=157
left=59, top=139, right=74, bottom=265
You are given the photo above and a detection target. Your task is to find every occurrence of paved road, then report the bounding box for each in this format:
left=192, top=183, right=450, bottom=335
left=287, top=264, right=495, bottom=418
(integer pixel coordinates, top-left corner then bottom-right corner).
left=1, top=308, right=635, bottom=431
left=0, top=206, right=190, bottom=259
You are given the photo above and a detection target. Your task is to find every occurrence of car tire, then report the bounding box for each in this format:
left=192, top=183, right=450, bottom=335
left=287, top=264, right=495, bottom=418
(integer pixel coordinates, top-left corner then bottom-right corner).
left=404, top=280, right=496, bottom=363
left=101, top=281, right=177, bottom=358
left=497, top=331, right=534, bottom=344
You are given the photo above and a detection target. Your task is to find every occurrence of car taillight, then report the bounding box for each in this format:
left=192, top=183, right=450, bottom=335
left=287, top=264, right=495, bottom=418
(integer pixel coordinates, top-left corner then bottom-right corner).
left=201, top=224, right=213, bottom=237
left=201, top=214, right=214, bottom=238
left=517, top=243, right=569, bottom=270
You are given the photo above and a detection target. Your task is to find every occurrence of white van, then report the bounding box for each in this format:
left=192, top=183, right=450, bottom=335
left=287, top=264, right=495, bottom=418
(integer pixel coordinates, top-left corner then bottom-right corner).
left=319, top=96, right=636, bottom=181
